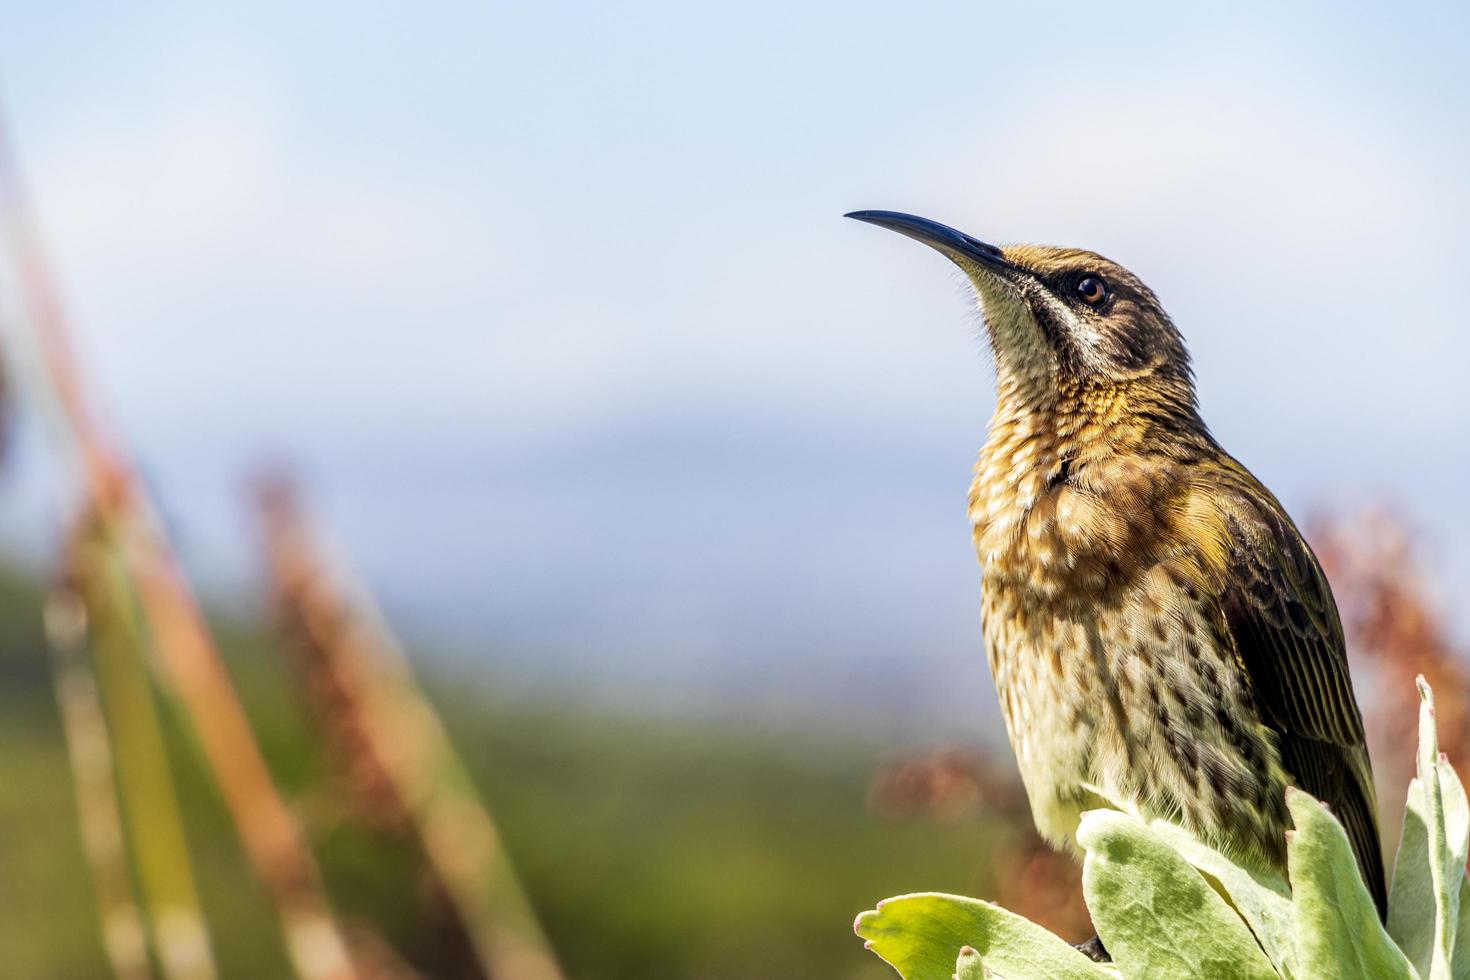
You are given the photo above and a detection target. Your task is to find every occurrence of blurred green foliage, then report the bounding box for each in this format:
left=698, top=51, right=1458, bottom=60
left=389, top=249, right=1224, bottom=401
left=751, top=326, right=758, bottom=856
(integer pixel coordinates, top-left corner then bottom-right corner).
left=0, top=564, right=1016, bottom=979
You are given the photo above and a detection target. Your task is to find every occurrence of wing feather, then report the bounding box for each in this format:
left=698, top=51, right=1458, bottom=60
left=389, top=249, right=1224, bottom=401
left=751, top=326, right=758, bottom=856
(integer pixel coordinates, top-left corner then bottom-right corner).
left=1210, top=484, right=1386, bottom=918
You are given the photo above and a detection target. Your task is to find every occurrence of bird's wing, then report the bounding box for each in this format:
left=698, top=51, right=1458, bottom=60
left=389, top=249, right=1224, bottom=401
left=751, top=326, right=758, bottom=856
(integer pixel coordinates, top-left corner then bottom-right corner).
left=1211, top=481, right=1386, bottom=917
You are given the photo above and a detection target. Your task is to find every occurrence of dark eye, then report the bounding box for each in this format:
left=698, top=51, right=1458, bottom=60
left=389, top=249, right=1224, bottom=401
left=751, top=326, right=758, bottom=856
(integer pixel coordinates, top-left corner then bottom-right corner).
left=1075, top=274, right=1110, bottom=307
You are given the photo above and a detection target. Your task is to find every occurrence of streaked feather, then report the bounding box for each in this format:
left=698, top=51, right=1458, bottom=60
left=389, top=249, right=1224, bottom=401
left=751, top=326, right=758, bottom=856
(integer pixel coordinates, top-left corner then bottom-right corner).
left=1210, top=472, right=1386, bottom=917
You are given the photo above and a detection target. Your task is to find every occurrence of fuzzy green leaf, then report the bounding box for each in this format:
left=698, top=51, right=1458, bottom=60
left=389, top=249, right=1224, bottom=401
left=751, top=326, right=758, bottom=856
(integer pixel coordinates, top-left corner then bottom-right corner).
left=955, top=946, right=987, bottom=980
left=1392, top=678, right=1469, bottom=980
left=1078, top=809, right=1276, bottom=979
left=1391, top=775, right=1443, bottom=977
left=1440, top=757, right=1470, bottom=895
left=1453, top=875, right=1470, bottom=980
left=1287, top=787, right=1415, bottom=980
left=1144, top=819, right=1296, bottom=977
left=854, top=893, right=1110, bottom=980
left=1419, top=677, right=1461, bottom=980
left=1390, top=764, right=1470, bottom=980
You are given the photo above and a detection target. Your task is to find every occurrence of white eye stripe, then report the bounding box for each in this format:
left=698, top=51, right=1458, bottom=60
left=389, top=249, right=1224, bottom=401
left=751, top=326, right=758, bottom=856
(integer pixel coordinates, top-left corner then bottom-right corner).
left=1033, top=289, right=1108, bottom=368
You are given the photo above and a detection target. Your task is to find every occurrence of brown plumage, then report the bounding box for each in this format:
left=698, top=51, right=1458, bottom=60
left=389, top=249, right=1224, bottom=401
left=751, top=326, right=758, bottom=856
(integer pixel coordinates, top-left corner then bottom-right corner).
left=848, top=211, right=1386, bottom=921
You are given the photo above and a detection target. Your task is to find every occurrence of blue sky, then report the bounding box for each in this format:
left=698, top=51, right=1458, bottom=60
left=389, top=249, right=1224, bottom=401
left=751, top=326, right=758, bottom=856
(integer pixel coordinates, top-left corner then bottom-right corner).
left=1, top=2, right=1467, bottom=732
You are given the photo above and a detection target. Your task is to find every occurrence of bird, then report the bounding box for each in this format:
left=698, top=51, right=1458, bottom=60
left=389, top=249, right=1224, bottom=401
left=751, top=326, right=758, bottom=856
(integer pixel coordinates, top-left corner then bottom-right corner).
left=846, top=209, right=1385, bottom=955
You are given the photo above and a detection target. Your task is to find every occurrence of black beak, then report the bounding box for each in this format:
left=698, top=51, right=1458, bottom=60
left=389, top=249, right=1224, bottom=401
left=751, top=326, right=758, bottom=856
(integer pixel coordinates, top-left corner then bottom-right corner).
left=844, top=210, right=1015, bottom=275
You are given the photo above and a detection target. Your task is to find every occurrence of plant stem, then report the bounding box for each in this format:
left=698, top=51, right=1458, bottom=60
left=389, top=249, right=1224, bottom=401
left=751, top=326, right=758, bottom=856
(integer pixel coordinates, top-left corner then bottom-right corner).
left=259, top=482, right=565, bottom=980
left=44, top=581, right=155, bottom=980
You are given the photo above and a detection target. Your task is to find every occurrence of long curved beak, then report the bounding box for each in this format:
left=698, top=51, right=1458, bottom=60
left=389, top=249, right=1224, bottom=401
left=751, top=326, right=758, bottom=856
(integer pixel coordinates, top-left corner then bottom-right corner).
left=844, top=210, right=1016, bottom=276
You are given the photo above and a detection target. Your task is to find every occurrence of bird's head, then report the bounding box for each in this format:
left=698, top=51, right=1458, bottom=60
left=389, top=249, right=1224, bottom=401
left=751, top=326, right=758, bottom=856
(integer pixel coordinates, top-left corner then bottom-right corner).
left=847, top=210, right=1194, bottom=404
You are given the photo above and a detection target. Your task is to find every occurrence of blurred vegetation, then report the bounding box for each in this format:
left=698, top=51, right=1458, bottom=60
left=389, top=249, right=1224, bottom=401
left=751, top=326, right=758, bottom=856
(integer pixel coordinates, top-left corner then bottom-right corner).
left=0, top=117, right=1040, bottom=980
left=0, top=561, right=1029, bottom=979
left=2, top=508, right=1462, bottom=979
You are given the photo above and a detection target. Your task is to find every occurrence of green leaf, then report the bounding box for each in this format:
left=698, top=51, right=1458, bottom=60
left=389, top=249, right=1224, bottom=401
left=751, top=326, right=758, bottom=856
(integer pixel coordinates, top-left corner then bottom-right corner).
left=1286, top=787, right=1415, bottom=980
left=1419, top=678, right=1462, bottom=980
left=854, top=893, right=1110, bottom=980
left=955, top=946, right=987, bottom=980
left=1392, top=775, right=1445, bottom=977
left=1078, top=809, right=1276, bottom=979
left=1390, top=764, right=1469, bottom=980
left=1391, top=678, right=1469, bottom=980
left=1145, top=819, right=1296, bottom=977
left=1439, top=758, right=1470, bottom=896
left=1453, top=874, right=1470, bottom=980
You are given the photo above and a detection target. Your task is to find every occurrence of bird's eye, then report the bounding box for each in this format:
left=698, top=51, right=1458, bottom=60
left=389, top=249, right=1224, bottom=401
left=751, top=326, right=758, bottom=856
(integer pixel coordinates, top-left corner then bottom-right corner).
left=1075, top=275, right=1110, bottom=308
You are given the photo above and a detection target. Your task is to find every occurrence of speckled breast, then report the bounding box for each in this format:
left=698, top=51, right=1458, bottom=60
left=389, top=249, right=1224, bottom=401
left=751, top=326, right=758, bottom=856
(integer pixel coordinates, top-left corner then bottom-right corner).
left=969, top=420, right=1289, bottom=863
